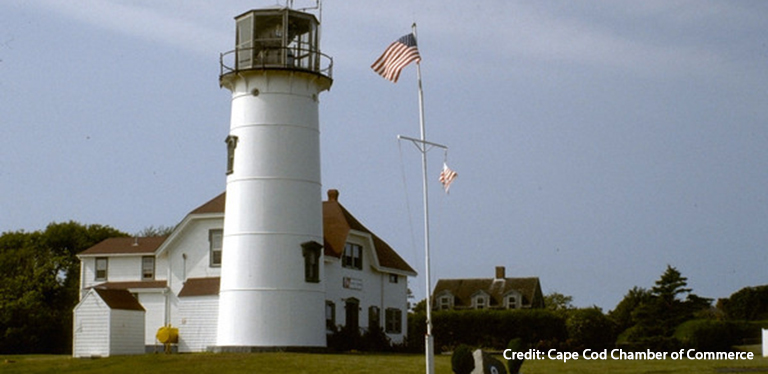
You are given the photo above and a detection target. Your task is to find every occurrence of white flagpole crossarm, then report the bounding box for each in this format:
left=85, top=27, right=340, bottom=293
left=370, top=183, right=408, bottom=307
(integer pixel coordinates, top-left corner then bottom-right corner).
left=397, top=135, right=448, bottom=152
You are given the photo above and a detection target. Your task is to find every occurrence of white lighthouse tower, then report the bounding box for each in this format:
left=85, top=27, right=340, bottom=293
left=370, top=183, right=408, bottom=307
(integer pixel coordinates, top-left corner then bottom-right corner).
left=215, top=6, right=332, bottom=350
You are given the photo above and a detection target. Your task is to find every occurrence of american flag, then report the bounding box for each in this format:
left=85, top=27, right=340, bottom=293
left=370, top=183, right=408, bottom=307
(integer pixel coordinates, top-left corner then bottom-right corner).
left=371, top=33, right=421, bottom=83
left=439, top=162, right=458, bottom=194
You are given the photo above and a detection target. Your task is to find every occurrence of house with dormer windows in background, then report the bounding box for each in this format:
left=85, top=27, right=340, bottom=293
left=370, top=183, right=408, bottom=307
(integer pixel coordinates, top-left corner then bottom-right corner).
left=73, top=189, right=416, bottom=356
left=432, top=266, right=544, bottom=311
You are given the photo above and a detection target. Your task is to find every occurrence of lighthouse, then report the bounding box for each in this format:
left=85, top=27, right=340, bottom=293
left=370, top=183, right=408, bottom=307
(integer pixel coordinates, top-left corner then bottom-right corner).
left=215, top=6, right=332, bottom=350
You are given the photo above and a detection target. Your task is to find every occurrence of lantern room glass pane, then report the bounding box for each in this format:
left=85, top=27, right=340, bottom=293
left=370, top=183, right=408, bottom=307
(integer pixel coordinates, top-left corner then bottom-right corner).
left=286, top=14, right=316, bottom=70
left=236, top=14, right=253, bottom=69
left=252, top=14, right=284, bottom=66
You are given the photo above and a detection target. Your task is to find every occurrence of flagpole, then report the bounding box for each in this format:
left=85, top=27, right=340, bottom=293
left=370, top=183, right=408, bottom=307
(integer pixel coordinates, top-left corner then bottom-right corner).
left=374, top=24, right=443, bottom=374
left=412, top=22, right=435, bottom=374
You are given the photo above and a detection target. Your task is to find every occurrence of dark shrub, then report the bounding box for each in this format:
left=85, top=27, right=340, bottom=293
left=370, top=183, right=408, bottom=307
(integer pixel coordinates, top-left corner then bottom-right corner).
left=451, top=344, right=475, bottom=374
left=565, top=308, right=616, bottom=351
left=674, top=319, right=740, bottom=352
left=506, top=338, right=525, bottom=374
left=327, top=325, right=362, bottom=352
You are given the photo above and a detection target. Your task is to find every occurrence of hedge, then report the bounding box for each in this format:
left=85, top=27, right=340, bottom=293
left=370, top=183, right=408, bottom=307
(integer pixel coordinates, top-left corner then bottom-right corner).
left=408, top=309, right=567, bottom=352
left=674, top=319, right=765, bottom=352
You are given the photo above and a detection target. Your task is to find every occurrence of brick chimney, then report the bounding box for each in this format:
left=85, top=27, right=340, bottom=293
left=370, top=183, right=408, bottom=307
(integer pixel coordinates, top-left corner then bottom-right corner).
left=495, top=266, right=506, bottom=280
left=327, top=189, right=339, bottom=201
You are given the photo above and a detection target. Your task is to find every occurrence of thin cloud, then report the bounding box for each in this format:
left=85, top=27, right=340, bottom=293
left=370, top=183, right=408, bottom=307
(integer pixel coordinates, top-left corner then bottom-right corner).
left=27, top=0, right=231, bottom=56
left=420, top=1, right=741, bottom=79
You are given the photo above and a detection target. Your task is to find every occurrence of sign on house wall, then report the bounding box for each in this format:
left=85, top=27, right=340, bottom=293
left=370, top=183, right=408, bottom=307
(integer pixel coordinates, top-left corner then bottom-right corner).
left=343, top=276, right=363, bottom=290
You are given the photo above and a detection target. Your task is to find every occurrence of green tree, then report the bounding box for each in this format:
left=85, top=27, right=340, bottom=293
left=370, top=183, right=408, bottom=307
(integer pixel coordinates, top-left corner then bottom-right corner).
left=412, top=298, right=427, bottom=314
left=651, top=265, right=691, bottom=305
left=136, top=225, right=175, bottom=237
left=615, top=265, right=711, bottom=350
left=0, top=222, right=127, bottom=354
left=566, top=307, right=615, bottom=350
left=544, top=292, right=574, bottom=312
left=609, top=286, right=651, bottom=333
left=721, top=285, right=768, bottom=320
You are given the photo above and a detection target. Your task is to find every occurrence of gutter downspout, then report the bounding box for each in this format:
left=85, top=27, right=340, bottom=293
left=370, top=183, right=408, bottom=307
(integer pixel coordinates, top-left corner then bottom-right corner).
left=165, top=253, right=172, bottom=326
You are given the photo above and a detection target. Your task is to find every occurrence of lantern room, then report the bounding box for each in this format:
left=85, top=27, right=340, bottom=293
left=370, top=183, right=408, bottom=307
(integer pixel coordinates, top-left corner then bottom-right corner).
left=220, top=7, right=332, bottom=79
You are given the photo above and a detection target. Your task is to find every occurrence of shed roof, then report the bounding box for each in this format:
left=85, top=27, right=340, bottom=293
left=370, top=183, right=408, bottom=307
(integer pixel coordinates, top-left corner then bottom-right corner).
left=92, top=288, right=145, bottom=311
left=178, top=277, right=220, bottom=297
left=93, top=281, right=168, bottom=290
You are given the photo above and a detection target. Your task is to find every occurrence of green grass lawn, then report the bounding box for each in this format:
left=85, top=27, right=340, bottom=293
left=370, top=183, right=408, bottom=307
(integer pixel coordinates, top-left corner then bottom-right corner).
left=1, top=352, right=767, bottom=374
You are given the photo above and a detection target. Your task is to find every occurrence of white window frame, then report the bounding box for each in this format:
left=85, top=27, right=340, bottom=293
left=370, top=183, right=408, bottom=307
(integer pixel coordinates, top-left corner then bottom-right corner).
left=209, top=229, right=223, bottom=267
left=302, top=241, right=321, bottom=283
left=141, top=256, right=155, bottom=280
left=474, top=295, right=487, bottom=310
left=342, top=243, right=363, bottom=270
left=439, top=296, right=452, bottom=310
left=95, top=257, right=108, bottom=281
left=507, top=295, right=518, bottom=309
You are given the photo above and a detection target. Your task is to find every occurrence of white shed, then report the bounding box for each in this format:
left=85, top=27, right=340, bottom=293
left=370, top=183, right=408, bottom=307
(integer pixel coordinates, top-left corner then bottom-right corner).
left=763, top=328, right=768, bottom=357
left=73, top=288, right=145, bottom=357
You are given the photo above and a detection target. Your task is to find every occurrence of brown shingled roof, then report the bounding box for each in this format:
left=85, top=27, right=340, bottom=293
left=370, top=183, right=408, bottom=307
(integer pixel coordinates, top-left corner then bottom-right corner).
left=189, top=192, right=226, bottom=214
left=323, top=190, right=416, bottom=275
left=92, top=288, right=145, bottom=311
left=178, top=277, right=220, bottom=297
left=433, top=276, right=544, bottom=309
left=93, top=281, right=168, bottom=290
left=78, top=236, right=167, bottom=256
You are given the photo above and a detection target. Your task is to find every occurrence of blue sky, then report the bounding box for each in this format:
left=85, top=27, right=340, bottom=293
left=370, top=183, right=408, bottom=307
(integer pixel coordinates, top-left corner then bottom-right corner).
left=1, top=0, right=767, bottom=311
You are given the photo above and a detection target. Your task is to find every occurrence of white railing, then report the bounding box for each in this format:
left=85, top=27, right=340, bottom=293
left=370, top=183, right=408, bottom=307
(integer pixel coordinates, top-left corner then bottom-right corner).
left=220, top=46, right=333, bottom=79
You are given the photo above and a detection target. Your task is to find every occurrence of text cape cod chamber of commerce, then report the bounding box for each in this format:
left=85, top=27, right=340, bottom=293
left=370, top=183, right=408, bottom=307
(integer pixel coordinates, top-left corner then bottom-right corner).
left=503, top=348, right=755, bottom=362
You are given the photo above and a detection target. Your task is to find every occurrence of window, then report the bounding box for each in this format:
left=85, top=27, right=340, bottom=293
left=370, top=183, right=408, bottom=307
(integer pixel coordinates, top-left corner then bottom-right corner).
left=507, top=296, right=518, bottom=309
left=302, top=241, right=322, bottom=283
left=325, top=301, right=336, bottom=331
left=342, top=243, right=363, bottom=270
left=225, top=136, right=238, bottom=175
left=209, top=229, right=223, bottom=267
left=95, top=257, right=108, bottom=281
left=389, top=274, right=398, bottom=283
left=438, top=296, right=452, bottom=310
left=235, top=13, right=253, bottom=69
left=474, top=296, right=487, bottom=310
left=385, top=308, right=402, bottom=334
left=368, top=306, right=380, bottom=331
left=142, top=256, right=155, bottom=280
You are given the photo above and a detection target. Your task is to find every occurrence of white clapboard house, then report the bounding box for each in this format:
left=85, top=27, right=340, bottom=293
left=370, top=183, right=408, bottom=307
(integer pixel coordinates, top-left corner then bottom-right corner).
left=73, top=189, right=416, bottom=356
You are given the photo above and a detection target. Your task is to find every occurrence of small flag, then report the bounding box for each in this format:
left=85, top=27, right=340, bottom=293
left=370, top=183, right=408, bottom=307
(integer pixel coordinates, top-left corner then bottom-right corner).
left=439, top=162, right=458, bottom=194
left=371, top=33, right=421, bottom=83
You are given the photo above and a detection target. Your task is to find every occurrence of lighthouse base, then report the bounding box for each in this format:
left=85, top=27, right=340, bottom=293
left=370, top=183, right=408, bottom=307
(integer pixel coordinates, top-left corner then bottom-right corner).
left=215, top=288, right=327, bottom=348
left=208, top=345, right=327, bottom=353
